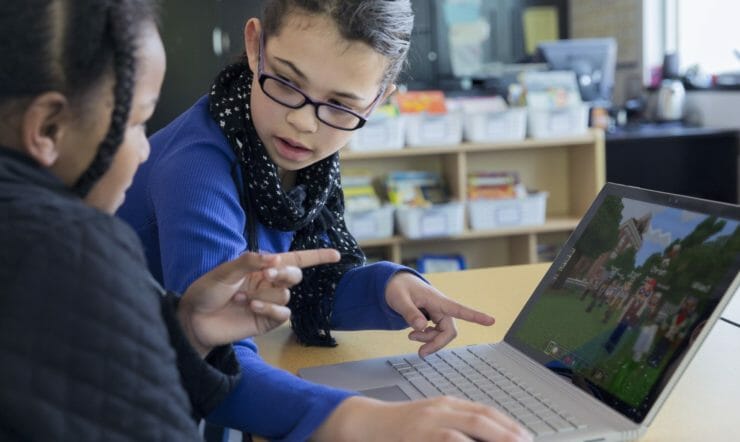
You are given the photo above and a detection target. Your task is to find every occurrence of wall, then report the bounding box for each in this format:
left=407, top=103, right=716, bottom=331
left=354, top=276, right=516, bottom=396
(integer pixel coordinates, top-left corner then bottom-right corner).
left=568, top=0, right=672, bottom=106
left=570, top=0, right=740, bottom=203
left=568, top=0, right=644, bottom=106
left=685, top=91, right=740, bottom=205
left=150, top=0, right=264, bottom=132
left=684, top=91, right=740, bottom=129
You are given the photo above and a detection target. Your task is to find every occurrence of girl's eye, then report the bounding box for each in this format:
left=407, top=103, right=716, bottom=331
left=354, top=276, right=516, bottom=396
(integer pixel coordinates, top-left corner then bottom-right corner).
left=329, top=99, right=353, bottom=111
left=277, top=74, right=296, bottom=86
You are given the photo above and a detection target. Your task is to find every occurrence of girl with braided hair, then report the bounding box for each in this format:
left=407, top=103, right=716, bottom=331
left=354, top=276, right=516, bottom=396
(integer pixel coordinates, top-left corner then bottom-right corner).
left=0, top=1, right=341, bottom=440
left=119, top=1, right=530, bottom=440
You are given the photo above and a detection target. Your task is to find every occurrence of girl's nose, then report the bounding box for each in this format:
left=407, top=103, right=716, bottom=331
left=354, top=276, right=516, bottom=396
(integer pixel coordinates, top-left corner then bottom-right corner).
left=285, top=104, right=319, bottom=133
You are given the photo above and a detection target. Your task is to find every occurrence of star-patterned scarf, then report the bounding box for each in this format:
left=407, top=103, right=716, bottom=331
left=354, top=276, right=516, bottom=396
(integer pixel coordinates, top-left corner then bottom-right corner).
left=209, top=60, right=366, bottom=347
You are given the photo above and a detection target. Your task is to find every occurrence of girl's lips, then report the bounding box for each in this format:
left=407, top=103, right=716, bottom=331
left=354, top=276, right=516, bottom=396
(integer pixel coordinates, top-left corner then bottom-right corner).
left=274, top=137, right=313, bottom=163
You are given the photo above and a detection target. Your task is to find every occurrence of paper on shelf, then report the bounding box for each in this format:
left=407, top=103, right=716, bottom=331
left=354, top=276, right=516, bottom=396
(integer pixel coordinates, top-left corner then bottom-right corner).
left=523, top=6, right=559, bottom=55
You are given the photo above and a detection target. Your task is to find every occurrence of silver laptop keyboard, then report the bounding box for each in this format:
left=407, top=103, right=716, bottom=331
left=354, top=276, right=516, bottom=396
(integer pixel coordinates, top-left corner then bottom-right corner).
left=388, top=347, right=586, bottom=436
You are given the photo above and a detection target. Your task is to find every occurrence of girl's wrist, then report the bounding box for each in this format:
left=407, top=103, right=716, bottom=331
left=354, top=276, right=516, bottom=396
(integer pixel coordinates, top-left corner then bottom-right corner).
left=313, top=396, right=383, bottom=441
left=176, top=301, right=211, bottom=358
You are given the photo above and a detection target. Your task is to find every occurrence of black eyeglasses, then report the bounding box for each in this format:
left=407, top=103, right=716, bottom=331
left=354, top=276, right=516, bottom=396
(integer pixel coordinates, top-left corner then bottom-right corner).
left=257, top=35, right=384, bottom=131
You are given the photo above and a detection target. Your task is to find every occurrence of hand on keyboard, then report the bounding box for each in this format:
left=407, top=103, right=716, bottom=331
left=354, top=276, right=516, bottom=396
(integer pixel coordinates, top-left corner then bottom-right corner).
left=312, top=395, right=533, bottom=442
left=390, top=349, right=586, bottom=437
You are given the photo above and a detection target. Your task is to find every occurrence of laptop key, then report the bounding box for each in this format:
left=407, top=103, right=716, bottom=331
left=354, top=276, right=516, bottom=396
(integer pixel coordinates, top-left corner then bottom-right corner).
left=523, top=402, right=549, bottom=414
left=446, top=390, right=468, bottom=400
left=439, top=384, right=460, bottom=394
left=406, top=375, right=442, bottom=398
left=503, top=402, right=525, bottom=414
left=561, top=413, right=587, bottom=429
left=468, top=392, right=489, bottom=402
left=461, top=387, right=480, bottom=398
left=525, top=421, right=555, bottom=436
left=545, top=415, right=575, bottom=431
left=391, top=348, right=581, bottom=434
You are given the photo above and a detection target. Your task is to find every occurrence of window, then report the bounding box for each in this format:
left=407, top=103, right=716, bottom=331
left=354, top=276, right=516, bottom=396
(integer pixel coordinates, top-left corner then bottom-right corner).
left=674, top=0, right=740, bottom=75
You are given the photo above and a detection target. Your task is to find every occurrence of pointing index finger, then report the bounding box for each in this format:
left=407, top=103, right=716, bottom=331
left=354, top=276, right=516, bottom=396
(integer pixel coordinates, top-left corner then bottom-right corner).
left=436, top=297, right=495, bottom=326
left=210, top=252, right=280, bottom=286
left=278, top=249, right=341, bottom=269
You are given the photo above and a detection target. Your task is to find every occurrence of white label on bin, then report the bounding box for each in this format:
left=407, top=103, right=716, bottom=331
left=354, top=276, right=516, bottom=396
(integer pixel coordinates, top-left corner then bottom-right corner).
left=352, top=216, right=377, bottom=239
left=421, top=213, right=448, bottom=236
left=548, top=111, right=570, bottom=134
left=363, top=124, right=388, bottom=143
left=421, top=119, right=447, bottom=141
left=486, top=115, right=507, bottom=137
left=495, top=206, right=522, bottom=225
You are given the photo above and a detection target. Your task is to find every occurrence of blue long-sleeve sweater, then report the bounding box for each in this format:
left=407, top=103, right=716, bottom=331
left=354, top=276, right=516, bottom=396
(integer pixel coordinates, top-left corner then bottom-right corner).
left=117, top=96, right=416, bottom=441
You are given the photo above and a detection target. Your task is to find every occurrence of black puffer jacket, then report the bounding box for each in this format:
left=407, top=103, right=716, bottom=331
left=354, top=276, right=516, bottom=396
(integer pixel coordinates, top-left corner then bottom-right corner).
left=0, top=148, right=240, bottom=441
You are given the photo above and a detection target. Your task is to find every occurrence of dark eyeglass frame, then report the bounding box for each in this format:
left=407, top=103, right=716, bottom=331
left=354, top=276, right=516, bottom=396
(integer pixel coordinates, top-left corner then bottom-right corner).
left=257, top=34, right=385, bottom=131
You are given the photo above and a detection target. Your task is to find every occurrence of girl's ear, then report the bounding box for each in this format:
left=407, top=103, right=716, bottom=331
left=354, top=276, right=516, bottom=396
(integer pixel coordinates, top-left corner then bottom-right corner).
left=381, top=84, right=398, bottom=103
left=21, top=92, right=68, bottom=167
left=244, top=18, right=262, bottom=74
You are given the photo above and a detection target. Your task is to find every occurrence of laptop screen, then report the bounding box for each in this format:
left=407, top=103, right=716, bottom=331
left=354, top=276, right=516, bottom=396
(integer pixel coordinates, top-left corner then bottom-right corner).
left=506, top=183, right=740, bottom=423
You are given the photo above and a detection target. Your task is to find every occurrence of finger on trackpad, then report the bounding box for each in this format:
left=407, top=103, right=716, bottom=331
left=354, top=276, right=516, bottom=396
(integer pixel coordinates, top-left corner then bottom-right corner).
left=360, top=385, right=410, bottom=401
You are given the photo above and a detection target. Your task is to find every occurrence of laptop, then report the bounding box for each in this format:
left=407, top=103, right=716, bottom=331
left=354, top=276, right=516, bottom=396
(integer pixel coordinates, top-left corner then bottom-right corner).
left=300, top=183, right=740, bottom=441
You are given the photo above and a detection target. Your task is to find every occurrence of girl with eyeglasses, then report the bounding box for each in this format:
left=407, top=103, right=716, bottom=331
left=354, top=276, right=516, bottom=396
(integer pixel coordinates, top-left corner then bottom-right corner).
left=118, top=1, right=530, bottom=440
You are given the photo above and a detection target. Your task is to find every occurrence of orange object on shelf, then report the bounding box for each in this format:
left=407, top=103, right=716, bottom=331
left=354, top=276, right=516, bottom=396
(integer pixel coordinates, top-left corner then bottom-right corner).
left=396, top=90, right=448, bottom=114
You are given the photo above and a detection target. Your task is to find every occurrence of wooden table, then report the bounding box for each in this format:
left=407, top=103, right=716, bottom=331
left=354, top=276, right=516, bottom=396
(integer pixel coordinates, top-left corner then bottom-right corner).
left=255, top=263, right=740, bottom=441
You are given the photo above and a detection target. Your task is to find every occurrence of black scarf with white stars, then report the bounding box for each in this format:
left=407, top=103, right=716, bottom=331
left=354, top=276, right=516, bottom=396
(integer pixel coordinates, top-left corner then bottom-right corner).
left=209, top=60, right=365, bottom=347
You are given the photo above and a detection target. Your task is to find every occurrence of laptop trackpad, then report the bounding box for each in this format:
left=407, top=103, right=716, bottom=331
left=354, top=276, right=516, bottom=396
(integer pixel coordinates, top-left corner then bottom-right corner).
left=360, top=385, right=410, bottom=401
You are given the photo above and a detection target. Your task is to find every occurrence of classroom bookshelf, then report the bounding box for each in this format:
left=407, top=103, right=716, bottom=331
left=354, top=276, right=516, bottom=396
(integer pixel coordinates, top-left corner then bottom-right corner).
left=340, top=128, right=606, bottom=269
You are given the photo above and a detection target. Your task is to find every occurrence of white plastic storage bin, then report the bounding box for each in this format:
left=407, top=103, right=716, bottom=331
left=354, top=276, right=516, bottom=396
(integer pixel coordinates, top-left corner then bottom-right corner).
left=395, top=202, right=465, bottom=239
left=468, top=192, right=548, bottom=230
left=404, top=113, right=463, bottom=147
left=527, top=104, right=589, bottom=138
left=345, top=205, right=395, bottom=240
left=347, top=115, right=405, bottom=151
left=463, top=107, right=527, bottom=143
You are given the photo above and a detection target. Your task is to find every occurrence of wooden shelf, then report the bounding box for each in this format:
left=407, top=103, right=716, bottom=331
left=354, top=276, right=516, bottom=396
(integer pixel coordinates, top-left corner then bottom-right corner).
left=358, top=217, right=580, bottom=248
left=341, top=130, right=602, bottom=160
left=342, top=146, right=461, bottom=159
left=343, top=129, right=605, bottom=269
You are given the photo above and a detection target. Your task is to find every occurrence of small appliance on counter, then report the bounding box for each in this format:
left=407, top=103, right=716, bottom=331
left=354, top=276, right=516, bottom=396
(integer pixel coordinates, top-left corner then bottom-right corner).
left=655, top=52, right=685, bottom=122
left=655, top=78, right=685, bottom=121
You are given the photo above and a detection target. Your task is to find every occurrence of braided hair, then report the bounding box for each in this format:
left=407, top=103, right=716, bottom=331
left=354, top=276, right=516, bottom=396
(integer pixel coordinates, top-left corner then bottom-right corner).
left=0, top=0, right=159, bottom=196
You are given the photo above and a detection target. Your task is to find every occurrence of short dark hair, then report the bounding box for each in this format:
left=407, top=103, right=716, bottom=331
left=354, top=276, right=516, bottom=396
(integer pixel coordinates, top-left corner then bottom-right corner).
left=261, top=0, right=414, bottom=85
left=0, top=0, right=159, bottom=195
